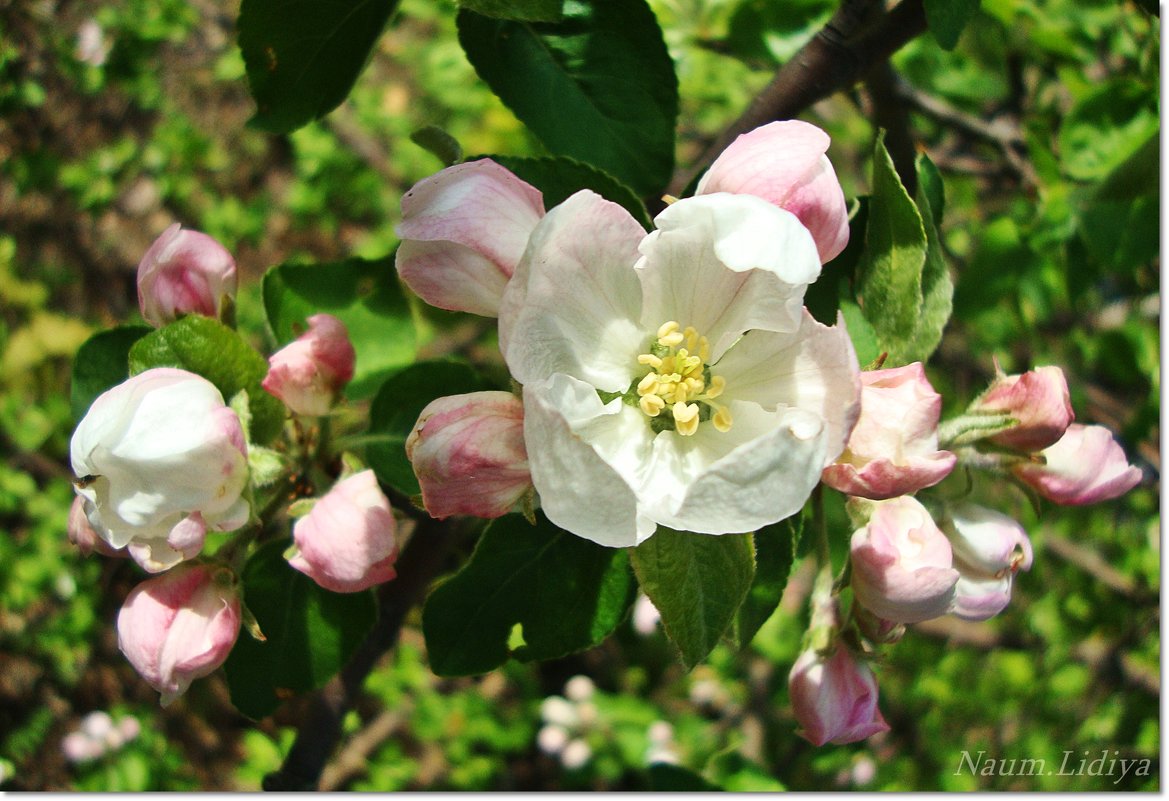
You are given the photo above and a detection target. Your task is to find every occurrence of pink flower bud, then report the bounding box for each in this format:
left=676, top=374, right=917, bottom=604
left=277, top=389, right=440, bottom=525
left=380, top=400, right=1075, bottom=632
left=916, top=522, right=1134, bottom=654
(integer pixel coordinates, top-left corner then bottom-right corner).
left=696, top=120, right=850, bottom=263
left=137, top=223, right=237, bottom=327
left=942, top=504, right=1032, bottom=621
left=822, top=363, right=957, bottom=499
left=1012, top=423, right=1142, bottom=505
left=849, top=496, right=959, bottom=624
left=68, top=495, right=125, bottom=558
left=116, top=563, right=241, bottom=706
left=405, top=391, right=530, bottom=519
left=261, top=314, right=356, bottom=417
left=288, top=470, right=398, bottom=593
left=788, top=645, right=890, bottom=746
left=396, top=159, right=545, bottom=317
left=968, top=365, right=1074, bottom=451
left=71, top=368, right=250, bottom=573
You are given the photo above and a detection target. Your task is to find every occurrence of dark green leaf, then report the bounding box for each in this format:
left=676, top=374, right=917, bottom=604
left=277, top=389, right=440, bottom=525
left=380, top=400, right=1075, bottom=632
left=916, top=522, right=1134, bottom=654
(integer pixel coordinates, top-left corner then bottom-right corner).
left=724, top=0, right=833, bottom=66
left=457, top=1, right=678, bottom=196
left=422, top=512, right=636, bottom=676
left=410, top=125, right=463, bottom=167
left=128, top=316, right=285, bottom=444
left=262, top=257, right=416, bottom=399
left=459, top=0, right=563, bottom=22
left=630, top=529, right=755, bottom=669
left=223, top=539, right=377, bottom=720
left=487, top=154, right=652, bottom=229
left=70, top=325, right=151, bottom=422
left=239, top=0, right=401, bottom=133
left=732, top=518, right=802, bottom=649
left=647, top=763, right=722, bottom=792
left=366, top=360, right=492, bottom=496
left=805, top=197, right=867, bottom=325
left=923, top=0, right=980, bottom=50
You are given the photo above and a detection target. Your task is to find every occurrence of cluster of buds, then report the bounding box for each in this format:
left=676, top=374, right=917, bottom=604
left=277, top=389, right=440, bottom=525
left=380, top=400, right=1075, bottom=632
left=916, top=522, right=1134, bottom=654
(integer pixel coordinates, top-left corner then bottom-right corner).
left=69, top=226, right=398, bottom=705
left=791, top=361, right=1142, bottom=745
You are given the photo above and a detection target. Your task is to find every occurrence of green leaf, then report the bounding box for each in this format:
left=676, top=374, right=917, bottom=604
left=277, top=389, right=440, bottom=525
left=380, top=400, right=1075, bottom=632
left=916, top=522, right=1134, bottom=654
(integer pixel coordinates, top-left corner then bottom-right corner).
left=855, top=139, right=953, bottom=366
left=70, top=325, right=151, bottom=422
left=907, top=153, right=954, bottom=363
left=128, top=316, right=285, bottom=445
left=647, top=763, right=721, bottom=792
left=456, top=1, right=678, bottom=196
left=422, top=512, right=636, bottom=676
left=262, top=257, right=416, bottom=400
left=239, top=0, right=401, bottom=133
left=366, top=360, right=492, bottom=496
left=459, top=0, right=564, bottom=22
left=223, top=539, right=377, bottom=720
left=840, top=299, right=881, bottom=367
left=487, top=154, right=652, bottom=230
left=922, top=0, right=980, bottom=50
left=855, top=132, right=927, bottom=356
left=410, top=125, right=463, bottom=167
left=732, top=518, right=802, bottom=649
left=1059, top=78, right=1159, bottom=181
left=630, top=529, right=755, bottom=669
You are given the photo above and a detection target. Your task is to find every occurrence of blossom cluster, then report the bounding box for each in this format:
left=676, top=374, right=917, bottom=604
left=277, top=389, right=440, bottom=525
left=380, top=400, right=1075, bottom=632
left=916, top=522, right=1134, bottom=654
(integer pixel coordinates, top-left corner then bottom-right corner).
left=789, top=361, right=1141, bottom=746
left=394, top=120, right=1143, bottom=749
left=68, top=227, right=399, bottom=704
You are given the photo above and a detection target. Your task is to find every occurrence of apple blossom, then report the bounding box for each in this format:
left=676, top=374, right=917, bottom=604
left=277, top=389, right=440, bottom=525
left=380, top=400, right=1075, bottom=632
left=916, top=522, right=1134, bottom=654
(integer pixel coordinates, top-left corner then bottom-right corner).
left=497, top=190, right=860, bottom=547
left=941, top=503, right=1032, bottom=621
left=967, top=365, right=1074, bottom=452
left=1012, top=423, right=1142, bottom=505
left=695, top=120, right=850, bottom=264
left=262, top=313, right=356, bottom=416
left=406, top=391, right=531, bottom=519
left=137, top=223, right=237, bottom=327
left=788, top=645, right=890, bottom=746
left=116, top=563, right=241, bottom=706
left=849, top=496, right=959, bottom=624
left=70, top=368, right=250, bottom=573
left=822, top=362, right=957, bottom=500
left=396, top=159, right=545, bottom=317
left=287, top=469, right=398, bottom=593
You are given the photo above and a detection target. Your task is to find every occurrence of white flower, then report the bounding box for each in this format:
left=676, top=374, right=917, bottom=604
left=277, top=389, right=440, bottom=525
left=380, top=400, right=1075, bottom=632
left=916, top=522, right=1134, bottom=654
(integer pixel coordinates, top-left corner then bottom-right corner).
left=70, top=368, right=250, bottom=572
left=498, top=191, right=860, bottom=547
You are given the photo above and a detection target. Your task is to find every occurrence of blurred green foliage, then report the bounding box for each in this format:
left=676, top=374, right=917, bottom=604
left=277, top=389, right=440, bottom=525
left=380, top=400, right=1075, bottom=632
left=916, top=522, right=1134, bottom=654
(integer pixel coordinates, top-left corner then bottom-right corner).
left=0, top=0, right=1157, bottom=791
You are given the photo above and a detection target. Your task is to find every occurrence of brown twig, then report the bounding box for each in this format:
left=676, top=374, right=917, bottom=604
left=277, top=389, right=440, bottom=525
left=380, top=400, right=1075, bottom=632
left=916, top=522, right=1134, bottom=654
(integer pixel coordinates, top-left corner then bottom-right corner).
left=667, top=0, right=929, bottom=197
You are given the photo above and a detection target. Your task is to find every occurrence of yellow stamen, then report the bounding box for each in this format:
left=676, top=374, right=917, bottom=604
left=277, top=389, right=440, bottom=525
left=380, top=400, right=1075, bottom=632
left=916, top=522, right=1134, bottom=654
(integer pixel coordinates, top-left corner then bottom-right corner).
left=640, top=394, right=666, bottom=417
left=633, top=321, right=734, bottom=435
left=637, top=372, right=659, bottom=396
left=673, top=401, right=700, bottom=436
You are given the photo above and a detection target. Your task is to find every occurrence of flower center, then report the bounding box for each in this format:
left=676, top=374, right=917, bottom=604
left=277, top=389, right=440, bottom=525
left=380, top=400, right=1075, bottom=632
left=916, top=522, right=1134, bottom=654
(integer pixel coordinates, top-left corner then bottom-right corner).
left=634, top=321, right=732, bottom=436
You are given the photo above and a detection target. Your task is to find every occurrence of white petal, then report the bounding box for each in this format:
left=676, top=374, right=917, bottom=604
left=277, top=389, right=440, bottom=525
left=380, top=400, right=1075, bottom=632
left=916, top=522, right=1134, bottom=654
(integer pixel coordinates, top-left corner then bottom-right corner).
left=637, top=193, right=821, bottom=361
left=523, top=374, right=656, bottom=548
left=500, top=191, right=646, bottom=393
left=648, top=403, right=828, bottom=534
left=713, top=310, right=860, bottom=465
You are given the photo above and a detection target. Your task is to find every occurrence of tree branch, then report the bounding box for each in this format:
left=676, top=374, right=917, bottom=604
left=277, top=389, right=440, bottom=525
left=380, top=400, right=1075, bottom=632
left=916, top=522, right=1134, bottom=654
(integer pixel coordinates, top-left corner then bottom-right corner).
left=668, top=0, right=929, bottom=197
left=262, top=516, right=462, bottom=791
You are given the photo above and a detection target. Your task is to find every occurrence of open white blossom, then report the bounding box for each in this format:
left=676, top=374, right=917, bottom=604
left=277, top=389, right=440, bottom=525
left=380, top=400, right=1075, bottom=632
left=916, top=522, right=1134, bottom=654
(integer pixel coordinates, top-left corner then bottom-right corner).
left=498, top=191, right=860, bottom=547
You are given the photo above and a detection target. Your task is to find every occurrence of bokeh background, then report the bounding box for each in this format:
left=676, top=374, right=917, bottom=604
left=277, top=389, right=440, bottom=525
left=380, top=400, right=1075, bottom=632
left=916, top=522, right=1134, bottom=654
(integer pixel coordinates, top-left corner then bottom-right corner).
left=0, top=0, right=1159, bottom=790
